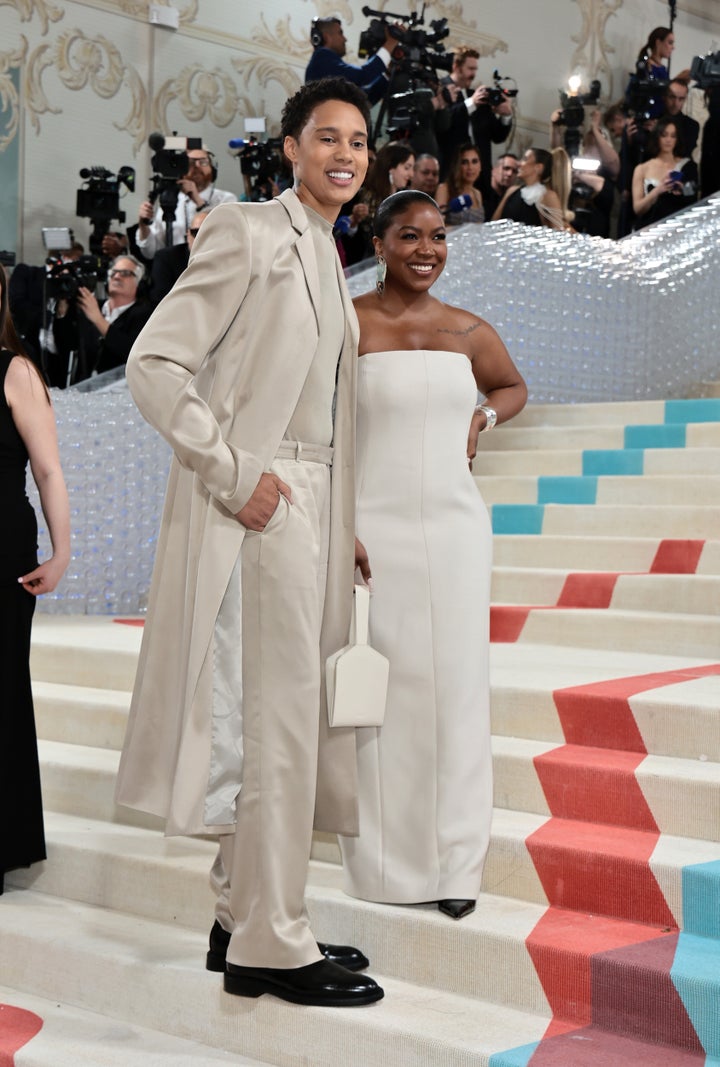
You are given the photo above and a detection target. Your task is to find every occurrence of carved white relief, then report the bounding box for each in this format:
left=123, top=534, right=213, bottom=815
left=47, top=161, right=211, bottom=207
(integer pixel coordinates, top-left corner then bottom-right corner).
left=0, top=40, right=27, bottom=150
left=253, top=15, right=311, bottom=61
left=24, top=29, right=148, bottom=150
left=570, top=0, right=623, bottom=99
left=0, top=0, right=63, bottom=35
left=116, top=0, right=198, bottom=22
left=153, top=65, right=240, bottom=132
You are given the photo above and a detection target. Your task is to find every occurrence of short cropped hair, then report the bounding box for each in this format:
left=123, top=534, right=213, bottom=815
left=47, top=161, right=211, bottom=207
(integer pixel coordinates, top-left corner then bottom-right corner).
left=280, top=78, right=371, bottom=143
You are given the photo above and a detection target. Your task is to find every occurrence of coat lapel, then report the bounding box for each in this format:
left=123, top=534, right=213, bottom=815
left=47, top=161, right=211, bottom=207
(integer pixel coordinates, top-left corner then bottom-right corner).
left=277, top=188, right=321, bottom=333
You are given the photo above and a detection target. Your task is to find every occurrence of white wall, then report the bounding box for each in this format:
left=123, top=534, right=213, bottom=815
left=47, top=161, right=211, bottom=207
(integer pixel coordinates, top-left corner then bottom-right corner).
left=2, top=0, right=719, bottom=263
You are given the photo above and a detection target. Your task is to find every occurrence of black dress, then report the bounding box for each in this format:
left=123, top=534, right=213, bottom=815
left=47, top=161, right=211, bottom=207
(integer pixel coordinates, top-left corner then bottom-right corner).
left=0, top=350, right=45, bottom=893
left=500, top=187, right=543, bottom=227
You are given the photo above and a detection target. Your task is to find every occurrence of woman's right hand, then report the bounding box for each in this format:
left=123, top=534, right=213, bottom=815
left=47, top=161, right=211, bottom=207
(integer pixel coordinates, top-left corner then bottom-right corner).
left=235, top=473, right=292, bottom=531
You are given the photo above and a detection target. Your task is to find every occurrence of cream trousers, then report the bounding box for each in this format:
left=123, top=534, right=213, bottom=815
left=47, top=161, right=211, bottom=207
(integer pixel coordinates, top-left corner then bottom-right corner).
left=211, top=444, right=333, bottom=968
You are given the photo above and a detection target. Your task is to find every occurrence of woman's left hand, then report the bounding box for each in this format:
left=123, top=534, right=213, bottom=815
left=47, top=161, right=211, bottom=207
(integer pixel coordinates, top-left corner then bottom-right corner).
left=18, top=556, right=68, bottom=596
left=355, top=537, right=372, bottom=586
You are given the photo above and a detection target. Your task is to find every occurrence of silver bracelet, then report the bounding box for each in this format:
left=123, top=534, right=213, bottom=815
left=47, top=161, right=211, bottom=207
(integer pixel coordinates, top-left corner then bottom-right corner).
left=474, top=404, right=497, bottom=432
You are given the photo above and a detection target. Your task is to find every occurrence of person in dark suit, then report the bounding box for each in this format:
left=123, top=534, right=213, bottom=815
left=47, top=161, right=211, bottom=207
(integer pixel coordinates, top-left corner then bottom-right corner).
left=304, top=16, right=396, bottom=105
left=52, top=255, right=152, bottom=383
left=149, top=210, right=210, bottom=306
left=437, top=45, right=513, bottom=196
left=662, top=78, right=700, bottom=158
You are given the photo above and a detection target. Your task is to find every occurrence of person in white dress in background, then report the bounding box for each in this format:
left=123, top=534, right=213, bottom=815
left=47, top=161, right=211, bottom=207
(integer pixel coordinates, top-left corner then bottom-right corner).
left=340, top=189, right=527, bottom=919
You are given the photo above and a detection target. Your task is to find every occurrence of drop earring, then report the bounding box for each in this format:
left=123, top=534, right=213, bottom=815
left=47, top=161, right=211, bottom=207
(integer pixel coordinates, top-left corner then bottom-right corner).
left=376, top=254, right=387, bottom=296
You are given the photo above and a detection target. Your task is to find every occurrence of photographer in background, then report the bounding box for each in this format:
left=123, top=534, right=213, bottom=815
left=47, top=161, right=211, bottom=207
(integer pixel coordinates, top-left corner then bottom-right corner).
left=8, top=241, right=84, bottom=370
left=662, top=78, right=700, bottom=158
left=437, top=45, right=513, bottom=197
left=305, top=17, right=397, bottom=105
left=550, top=108, right=618, bottom=237
left=52, top=255, right=151, bottom=384
left=136, top=146, right=236, bottom=260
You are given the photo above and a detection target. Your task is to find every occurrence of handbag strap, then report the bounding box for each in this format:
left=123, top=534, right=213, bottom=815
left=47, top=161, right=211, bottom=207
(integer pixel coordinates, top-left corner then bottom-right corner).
left=353, top=584, right=370, bottom=645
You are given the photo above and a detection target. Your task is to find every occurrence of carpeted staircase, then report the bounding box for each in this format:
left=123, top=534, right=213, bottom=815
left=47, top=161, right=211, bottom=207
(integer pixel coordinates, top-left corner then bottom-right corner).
left=1, top=398, right=718, bottom=1066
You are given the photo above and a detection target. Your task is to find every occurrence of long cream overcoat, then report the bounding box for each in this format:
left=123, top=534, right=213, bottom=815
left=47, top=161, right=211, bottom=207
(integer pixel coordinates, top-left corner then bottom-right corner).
left=115, top=189, right=359, bottom=838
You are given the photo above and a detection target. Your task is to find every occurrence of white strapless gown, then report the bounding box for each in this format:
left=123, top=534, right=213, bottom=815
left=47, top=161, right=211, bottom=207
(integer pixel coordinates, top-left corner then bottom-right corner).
left=339, top=350, right=493, bottom=903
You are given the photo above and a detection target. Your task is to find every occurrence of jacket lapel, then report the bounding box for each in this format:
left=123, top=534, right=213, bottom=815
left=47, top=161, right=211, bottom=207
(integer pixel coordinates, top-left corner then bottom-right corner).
left=277, top=188, right=321, bottom=333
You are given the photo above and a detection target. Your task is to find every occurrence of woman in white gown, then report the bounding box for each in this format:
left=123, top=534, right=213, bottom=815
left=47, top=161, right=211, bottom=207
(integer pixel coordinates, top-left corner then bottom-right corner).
left=340, top=190, right=527, bottom=919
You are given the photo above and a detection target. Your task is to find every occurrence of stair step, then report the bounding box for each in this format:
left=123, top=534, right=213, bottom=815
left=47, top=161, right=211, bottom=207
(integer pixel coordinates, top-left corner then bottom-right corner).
left=0, top=985, right=271, bottom=1066
left=32, top=680, right=129, bottom=750
left=491, top=570, right=720, bottom=614
left=475, top=447, right=720, bottom=477
left=490, top=643, right=720, bottom=760
left=30, top=617, right=140, bottom=691
left=0, top=890, right=549, bottom=1067
left=493, top=535, right=720, bottom=574
left=511, top=607, right=720, bottom=658
left=492, top=503, right=720, bottom=538
left=492, top=737, right=720, bottom=842
left=477, top=474, right=720, bottom=507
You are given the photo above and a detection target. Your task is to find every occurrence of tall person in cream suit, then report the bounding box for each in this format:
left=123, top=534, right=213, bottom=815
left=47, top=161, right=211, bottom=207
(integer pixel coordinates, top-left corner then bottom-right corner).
left=115, top=79, right=383, bottom=1007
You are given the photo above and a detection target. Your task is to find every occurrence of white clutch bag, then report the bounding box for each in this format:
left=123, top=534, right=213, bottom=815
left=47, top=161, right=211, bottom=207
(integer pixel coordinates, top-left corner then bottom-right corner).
left=326, top=585, right=389, bottom=728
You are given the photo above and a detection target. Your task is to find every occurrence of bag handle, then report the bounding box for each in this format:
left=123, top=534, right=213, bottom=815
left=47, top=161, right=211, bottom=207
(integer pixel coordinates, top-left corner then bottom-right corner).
left=353, top=584, right=370, bottom=645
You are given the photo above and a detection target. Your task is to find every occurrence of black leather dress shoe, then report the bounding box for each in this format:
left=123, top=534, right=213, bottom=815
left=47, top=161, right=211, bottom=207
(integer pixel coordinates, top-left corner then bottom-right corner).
left=438, top=898, right=476, bottom=919
left=206, top=921, right=370, bottom=973
left=224, top=958, right=383, bottom=1006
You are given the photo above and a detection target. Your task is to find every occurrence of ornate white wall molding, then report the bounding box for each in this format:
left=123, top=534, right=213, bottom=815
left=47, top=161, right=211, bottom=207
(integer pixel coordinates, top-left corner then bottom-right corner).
left=570, top=0, right=622, bottom=100
left=24, top=29, right=147, bottom=150
left=152, top=64, right=239, bottom=131
left=252, top=14, right=312, bottom=61
left=115, top=0, right=197, bottom=22
left=0, top=0, right=63, bottom=35
left=0, top=40, right=27, bottom=150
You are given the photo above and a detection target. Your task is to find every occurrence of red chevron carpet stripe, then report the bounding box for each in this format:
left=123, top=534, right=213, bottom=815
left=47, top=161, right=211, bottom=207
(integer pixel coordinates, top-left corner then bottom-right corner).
left=0, top=1005, right=42, bottom=1065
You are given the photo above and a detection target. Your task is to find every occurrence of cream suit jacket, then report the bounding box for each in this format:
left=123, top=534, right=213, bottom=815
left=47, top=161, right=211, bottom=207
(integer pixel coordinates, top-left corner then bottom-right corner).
left=115, top=189, right=360, bottom=837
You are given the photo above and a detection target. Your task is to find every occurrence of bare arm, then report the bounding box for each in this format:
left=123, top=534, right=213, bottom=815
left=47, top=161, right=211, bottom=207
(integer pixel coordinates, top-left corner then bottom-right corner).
left=5, top=358, right=70, bottom=594
left=435, top=182, right=450, bottom=212
left=632, top=163, right=669, bottom=215
left=588, top=112, right=620, bottom=179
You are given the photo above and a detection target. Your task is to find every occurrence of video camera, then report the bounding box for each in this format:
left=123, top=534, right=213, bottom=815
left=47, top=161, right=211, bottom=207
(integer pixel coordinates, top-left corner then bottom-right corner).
left=555, top=78, right=601, bottom=157
left=76, top=165, right=135, bottom=256
left=690, top=50, right=720, bottom=89
left=228, top=134, right=283, bottom=202
left=145, top=132, right=202, bottom=245
left=626, top=54, right=665, bottom=122
left=485, top=69, right=519, bottom=108
left=359, top=4, right=452, bottom=140
left=359, top=4, right=451, bottom=68
left=44, top=254, right=99, bottom=301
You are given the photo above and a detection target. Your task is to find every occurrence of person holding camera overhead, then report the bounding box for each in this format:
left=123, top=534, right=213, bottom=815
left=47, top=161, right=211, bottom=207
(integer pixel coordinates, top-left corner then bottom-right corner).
left=305, top=17, right=398, bottom=105
left=135, top=146, right=236, bottom=260
left=437, top=45, right=513, bottom=198
left=52, top=255, right=152, bottom=383
left=631, top=115, right=698, bottom=229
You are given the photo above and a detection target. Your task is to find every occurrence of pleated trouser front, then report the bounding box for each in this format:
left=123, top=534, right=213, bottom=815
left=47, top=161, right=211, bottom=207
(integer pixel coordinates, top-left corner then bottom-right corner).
left=212, top=450, right=332, bottom=968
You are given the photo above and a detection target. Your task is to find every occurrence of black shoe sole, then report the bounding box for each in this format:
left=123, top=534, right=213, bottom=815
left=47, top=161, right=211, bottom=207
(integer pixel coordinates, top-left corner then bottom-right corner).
left=223, top=970, right=384, bottom=1005
left=207, top=948, right=369, bottom=973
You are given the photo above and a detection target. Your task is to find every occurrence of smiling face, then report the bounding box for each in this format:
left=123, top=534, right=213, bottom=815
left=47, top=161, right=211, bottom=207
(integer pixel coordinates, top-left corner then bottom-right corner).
left=374, top=201, right=447, bottom=294
left=284, top=100, right=369, bottom=222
